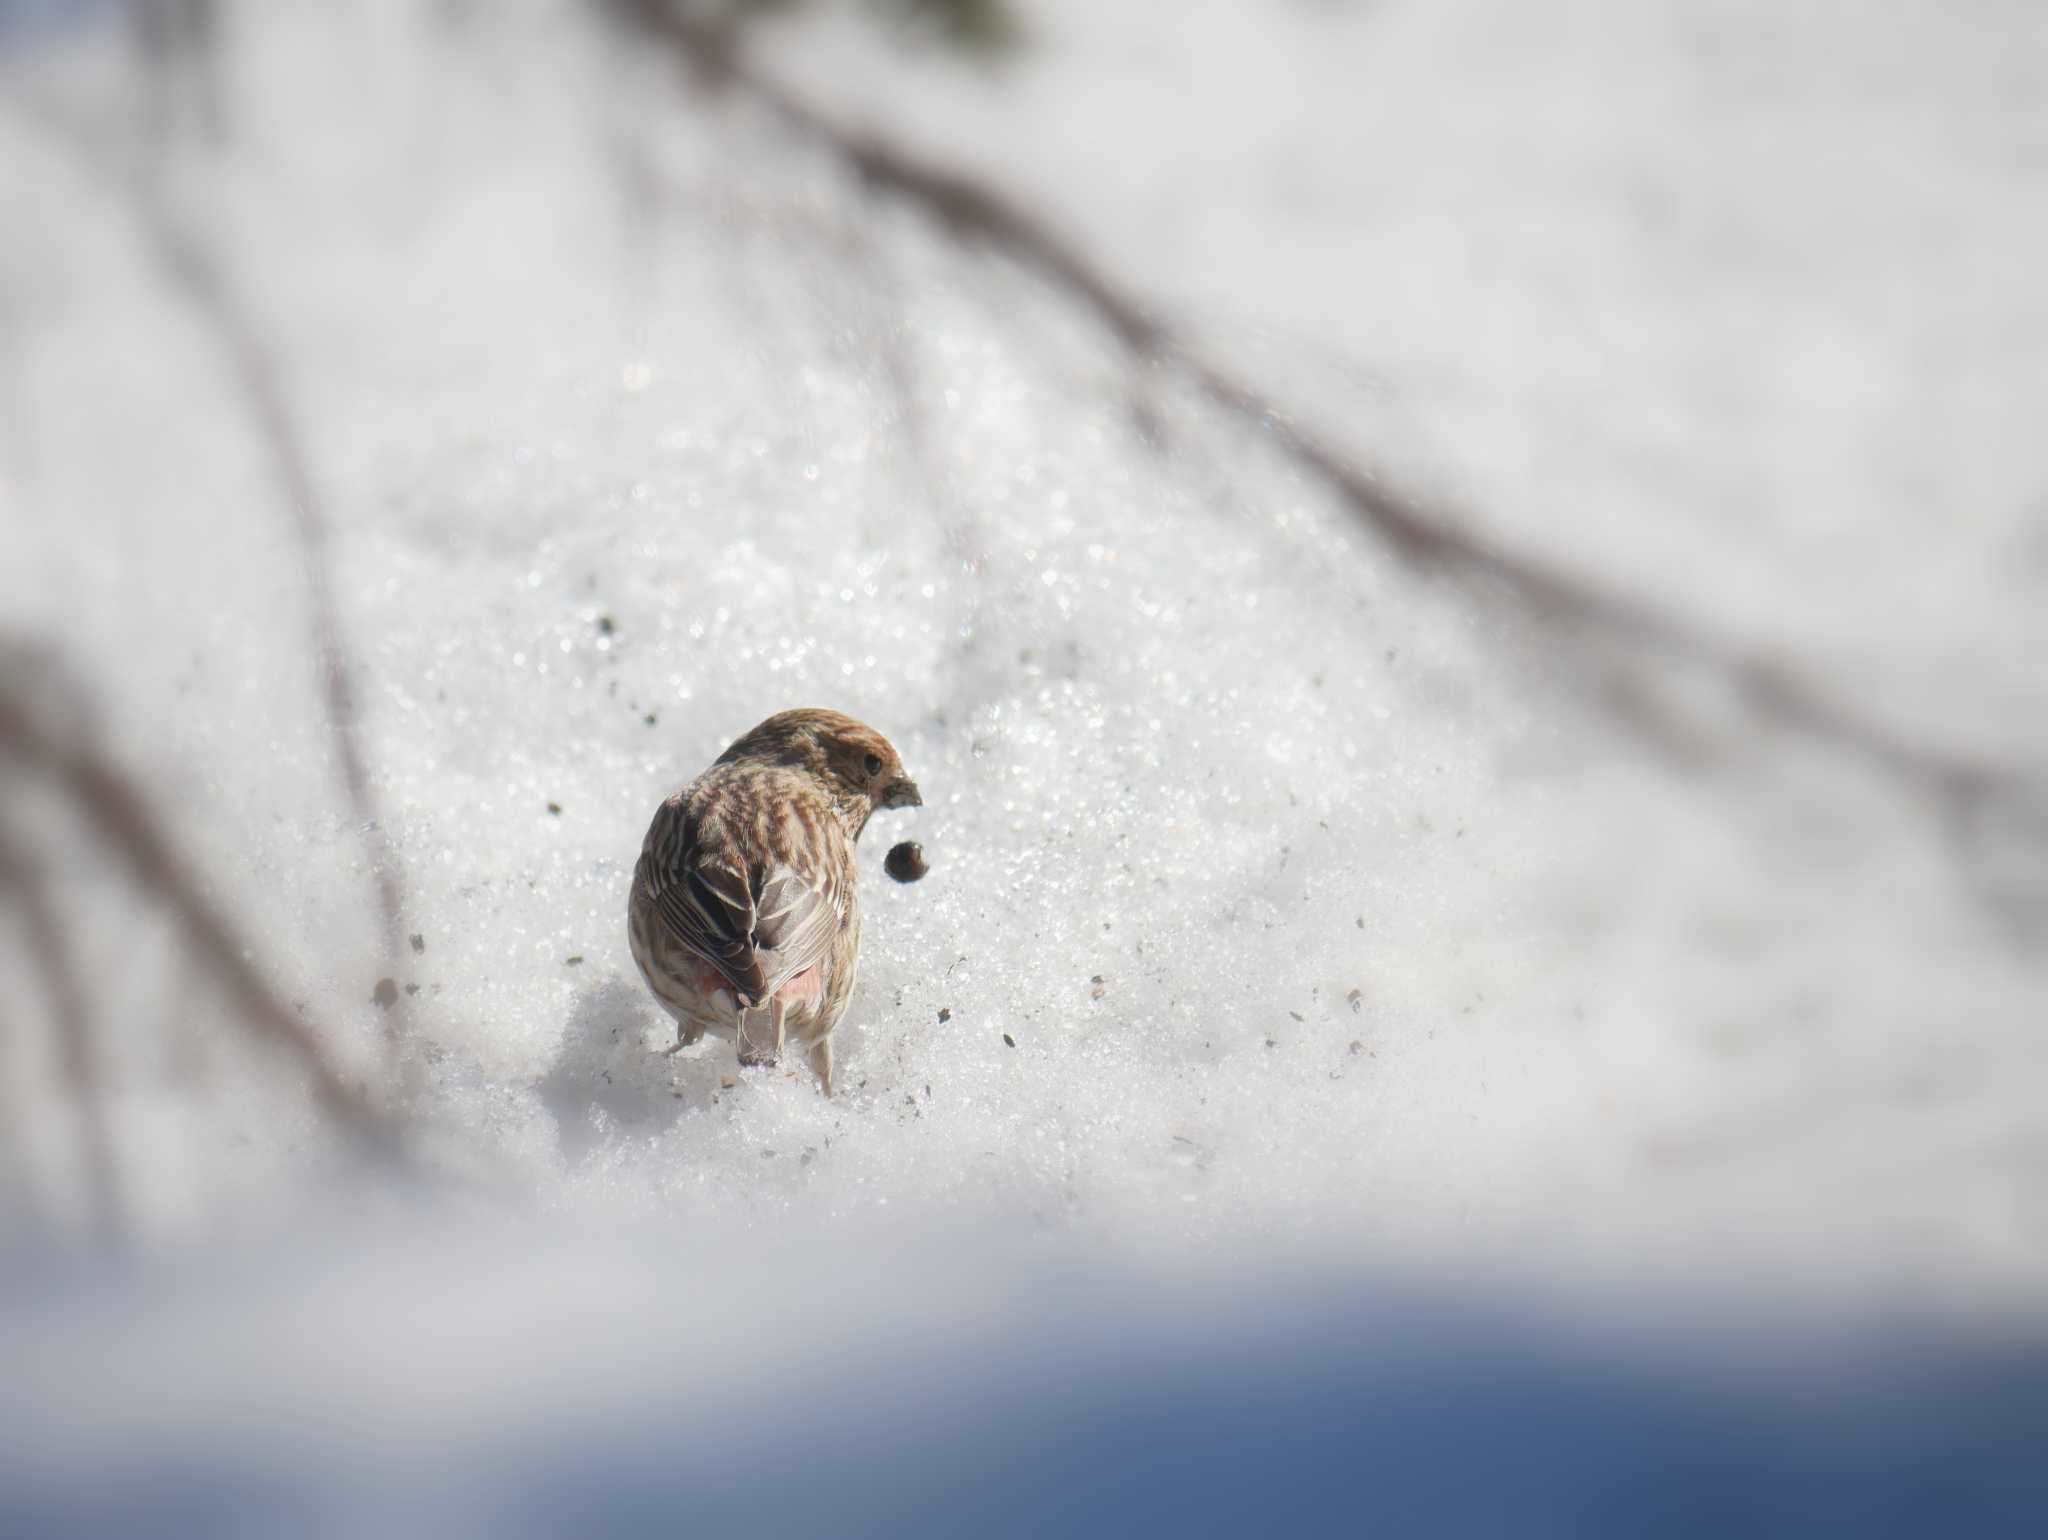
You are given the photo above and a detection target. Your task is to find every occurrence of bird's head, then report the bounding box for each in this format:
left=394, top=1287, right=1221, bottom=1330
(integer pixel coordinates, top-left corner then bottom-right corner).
left=718, top=707, right=922, bottom=836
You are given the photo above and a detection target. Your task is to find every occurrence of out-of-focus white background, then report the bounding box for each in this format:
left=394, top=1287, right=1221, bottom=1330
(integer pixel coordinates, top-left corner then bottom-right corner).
left=2, top=1, right=2045, bottom=1528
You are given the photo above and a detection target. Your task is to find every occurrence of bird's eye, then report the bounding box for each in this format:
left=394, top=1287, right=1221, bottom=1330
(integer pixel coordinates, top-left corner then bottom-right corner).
left=863, top=752, right=884, bottom=777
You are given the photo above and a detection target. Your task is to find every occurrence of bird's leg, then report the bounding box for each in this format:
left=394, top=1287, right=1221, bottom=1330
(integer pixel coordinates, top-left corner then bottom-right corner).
left=736, top=1004, right=779, bottom=1068
left=770, top=996, right=787, bottom=1057
left=805, top=1035, right=833, bottom=1098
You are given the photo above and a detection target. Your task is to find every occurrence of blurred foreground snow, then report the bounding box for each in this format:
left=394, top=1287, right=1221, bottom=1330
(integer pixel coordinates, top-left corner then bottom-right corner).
left=4, top=1218, right=2046, bottom=1537
left=1, top=0, right=2046, bottom=1527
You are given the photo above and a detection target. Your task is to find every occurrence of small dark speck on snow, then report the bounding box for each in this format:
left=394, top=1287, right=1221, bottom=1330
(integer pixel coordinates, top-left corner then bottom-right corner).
left=547, top=801, right=562, bottom=815
left=938, top=1007, right=952, bottom=1023
left=409, top=933, right=425, bottom=954
left=1002, top=1032, right=1016, bottom=1048
left=565, top=955, right=584, bottom=966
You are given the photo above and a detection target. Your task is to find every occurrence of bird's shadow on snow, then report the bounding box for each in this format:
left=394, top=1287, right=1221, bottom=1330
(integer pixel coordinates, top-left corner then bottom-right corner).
left=538, top=978, right=727, bottom=1165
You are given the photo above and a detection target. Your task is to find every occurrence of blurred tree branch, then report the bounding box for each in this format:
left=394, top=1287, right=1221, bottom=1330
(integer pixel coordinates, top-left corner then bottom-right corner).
left=144, top=211, right=412, bottom=990
left=0, top=652, right=398, bottom=1157
left=0, top=830, right=125, bottom=1246
left=2, top=89, right=412, bottom=1046
left=612, top=0, right=2044, bottom=816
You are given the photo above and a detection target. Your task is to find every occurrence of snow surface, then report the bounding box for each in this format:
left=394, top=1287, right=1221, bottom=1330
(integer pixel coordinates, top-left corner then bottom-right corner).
left=2, top=2, right=2047, bottom=1497
left=4, top=1216, right=2045, bottom=1536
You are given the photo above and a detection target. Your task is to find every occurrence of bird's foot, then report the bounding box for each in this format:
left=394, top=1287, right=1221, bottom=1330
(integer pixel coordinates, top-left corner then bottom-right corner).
left=662, top=1022, right=707, bottom=1057
left=806, top=1036, right=834, bottom=1098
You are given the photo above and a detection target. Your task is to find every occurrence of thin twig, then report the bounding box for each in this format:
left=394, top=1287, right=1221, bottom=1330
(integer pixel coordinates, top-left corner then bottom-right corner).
left=143, top=211, right=411, bottom=1004
left=0, top=832, right=125, bottom=1246
left=0, top=93, right=411, bottom=1036
left=614, top=0, right=2040, bottom=810
left=0, top=667, right=397, bottom=1153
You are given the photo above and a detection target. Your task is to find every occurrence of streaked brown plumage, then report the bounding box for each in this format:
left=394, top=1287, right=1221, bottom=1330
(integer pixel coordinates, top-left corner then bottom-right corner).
left=627, top=708, right=921, bottom=1095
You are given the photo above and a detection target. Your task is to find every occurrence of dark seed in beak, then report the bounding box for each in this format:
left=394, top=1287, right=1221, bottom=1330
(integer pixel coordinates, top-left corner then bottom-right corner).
left=885, top=841, right=929, bottom=883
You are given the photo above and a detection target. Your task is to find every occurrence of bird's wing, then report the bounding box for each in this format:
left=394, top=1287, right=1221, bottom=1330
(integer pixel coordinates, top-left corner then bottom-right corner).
left=640, top=796, right=842, bottom=1008
left=749, top=861, right=842, bottom=992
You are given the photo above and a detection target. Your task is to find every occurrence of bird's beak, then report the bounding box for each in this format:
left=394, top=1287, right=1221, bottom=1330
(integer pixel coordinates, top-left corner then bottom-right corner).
left=883, top=777, right=923, bottom=810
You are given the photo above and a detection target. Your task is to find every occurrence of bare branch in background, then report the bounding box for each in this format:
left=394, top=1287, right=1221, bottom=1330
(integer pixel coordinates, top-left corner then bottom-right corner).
left=2, top=93, right=412, bottom=1041
left=0, top=833, right=125, bottom=1247
left=0, top=655, right=398, bottom=1156
left=612, top=0, right=2044, bottom=814
left=129, top=0, right=226, bottom=145
left=144, top=213, right=412, bottom=1032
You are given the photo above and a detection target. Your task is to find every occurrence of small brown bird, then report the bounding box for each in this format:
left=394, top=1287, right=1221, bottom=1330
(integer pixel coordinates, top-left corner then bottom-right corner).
left=627, top=708, right=921, bottom=1095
